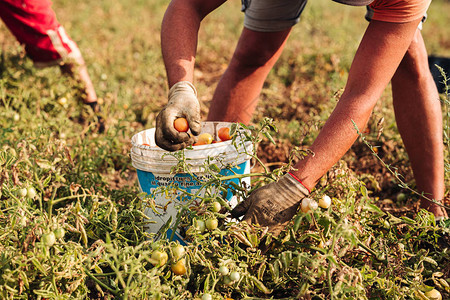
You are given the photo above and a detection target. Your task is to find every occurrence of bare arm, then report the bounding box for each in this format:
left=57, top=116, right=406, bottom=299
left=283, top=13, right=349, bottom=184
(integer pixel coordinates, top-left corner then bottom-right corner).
left=161, top=0, right=227, bottom=87
left=291, top=19, right=423, bottom=190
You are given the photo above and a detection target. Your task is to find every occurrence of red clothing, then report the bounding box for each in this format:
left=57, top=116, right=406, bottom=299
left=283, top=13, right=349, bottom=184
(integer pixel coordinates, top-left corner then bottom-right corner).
left=0, top=0, right=81, bottom=67
left=369, top=0, right=431, bottom=23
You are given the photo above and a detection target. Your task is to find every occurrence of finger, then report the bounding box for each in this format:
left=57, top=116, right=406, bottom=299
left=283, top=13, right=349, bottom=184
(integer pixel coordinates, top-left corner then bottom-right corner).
left=155, top=134, right=193, bottom=151
left=185, top=114, right=201, bottom=136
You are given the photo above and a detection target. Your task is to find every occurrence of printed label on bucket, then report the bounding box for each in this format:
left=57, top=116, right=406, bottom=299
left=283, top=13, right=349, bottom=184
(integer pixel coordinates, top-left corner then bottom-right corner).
left=138, top=160, right=250, bottom=244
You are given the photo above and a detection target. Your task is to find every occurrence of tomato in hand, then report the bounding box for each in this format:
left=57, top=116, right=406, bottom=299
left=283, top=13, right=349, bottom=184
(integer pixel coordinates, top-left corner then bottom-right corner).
left=174, top=117, right=189, bottom=132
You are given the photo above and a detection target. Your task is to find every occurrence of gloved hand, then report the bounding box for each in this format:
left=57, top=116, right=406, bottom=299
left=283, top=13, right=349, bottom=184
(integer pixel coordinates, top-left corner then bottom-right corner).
left=155, top=81, right=201, bottom=151
left=231, top=173, right=310, bottom=237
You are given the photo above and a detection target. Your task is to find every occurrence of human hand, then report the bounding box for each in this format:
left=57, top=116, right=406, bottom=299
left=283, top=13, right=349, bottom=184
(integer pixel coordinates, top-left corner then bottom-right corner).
left=155, top=81, right=201, bottom=151
left=230, top=173, right=310, bottom=237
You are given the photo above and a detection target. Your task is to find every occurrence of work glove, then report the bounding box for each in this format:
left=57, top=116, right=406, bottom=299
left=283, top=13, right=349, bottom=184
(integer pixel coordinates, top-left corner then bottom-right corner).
left=155, top=81, right=201, bottom=151
left=231, top=173, right=310, bottom=237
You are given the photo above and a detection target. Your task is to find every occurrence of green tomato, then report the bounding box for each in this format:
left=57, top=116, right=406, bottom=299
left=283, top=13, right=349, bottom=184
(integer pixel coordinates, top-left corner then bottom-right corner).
left=18, top=188, right=28, bottom=198
left=318, top=195, right=331, bottom=209
left=193, top=219, right=206, bottom=233
left=42, top=232, right=56, bottom=247
left=205, top=218, right=218, bottom=231
left=171, top=244, right=185, bottom=260
left=218, top=265, right=229, bottom=276
left=222, top=276, right=232, bottom=286
left=201, top=293, right=212, bottom=300
left=54, top=228, right=65, bottom=239
left=229, top=271, right=240, bottom=282
left=211, top=201, right=221, bottom=213
left=27, top=187, right=37, bottom=199
left=151, top=250, right=168, bottom=267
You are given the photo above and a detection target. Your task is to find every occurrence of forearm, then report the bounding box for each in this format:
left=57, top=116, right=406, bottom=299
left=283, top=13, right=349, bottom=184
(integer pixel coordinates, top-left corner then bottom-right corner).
left=161, top=0, right=226, bottom=87
left=291, top=19, right=422, bottom=190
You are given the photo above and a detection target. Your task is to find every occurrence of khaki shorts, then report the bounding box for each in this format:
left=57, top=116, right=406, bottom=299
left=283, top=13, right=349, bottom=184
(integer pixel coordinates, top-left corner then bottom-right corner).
left=241, top=0, right=308, bottom=32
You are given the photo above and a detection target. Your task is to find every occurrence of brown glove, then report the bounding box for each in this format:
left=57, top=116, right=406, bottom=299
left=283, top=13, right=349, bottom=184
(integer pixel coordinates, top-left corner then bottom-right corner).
left=230, top=173, right=310, bottom=237
left=155, top=81, right=201, bottom=151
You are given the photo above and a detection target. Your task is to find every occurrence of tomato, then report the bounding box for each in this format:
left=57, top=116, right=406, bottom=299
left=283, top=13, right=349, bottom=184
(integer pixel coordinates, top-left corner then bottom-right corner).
left=54, top=228, right=65, bottom=240
left=396, top=192, right=407, bottom=202
left=196, top=133, right=213, bottom=145
left=319, top=195, right=331, bottom=209
left=42, top=232, right=56, bottom=247
left=205, top=218, right=218, bottom=230
left=27, top=187, right=37, bottom=199
left=218, top=127, right=232, bottom=141
left=211, top=201, right=221, bottom=213
left=222, top=276, right=233, bottom=286
left=58, top=97, right=68, bottom=106
left=174, top=117, right=189, bottom=132
left=171, top=258, right=187, bottom=275
left=424, top=289, right=442, bottom=300
left=171, top=244, right=185, bottom=260
left=18, top=188, right=28, bottom=198
left=151, top=250, right=168, bottom=267
left=218, top=265, right=229, bottom=276
left=201, top=293, right=212, bottom=300
left=193, top=219, right=206, bottom=233
left=229, top=271, right=240, bottom=282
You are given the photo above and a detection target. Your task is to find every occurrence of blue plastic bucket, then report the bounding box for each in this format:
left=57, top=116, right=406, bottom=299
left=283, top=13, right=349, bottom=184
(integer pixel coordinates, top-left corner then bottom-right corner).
left=130, top=122, right=252, bottom=243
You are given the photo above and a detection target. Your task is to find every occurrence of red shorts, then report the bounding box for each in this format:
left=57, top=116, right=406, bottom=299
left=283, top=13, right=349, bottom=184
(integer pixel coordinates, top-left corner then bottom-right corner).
left=0, top=0, right=81, bottom=67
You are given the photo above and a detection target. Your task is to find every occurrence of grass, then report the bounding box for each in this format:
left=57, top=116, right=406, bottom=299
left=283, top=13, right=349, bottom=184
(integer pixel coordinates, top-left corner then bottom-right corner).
left=0, top=0, right=449, bottom=299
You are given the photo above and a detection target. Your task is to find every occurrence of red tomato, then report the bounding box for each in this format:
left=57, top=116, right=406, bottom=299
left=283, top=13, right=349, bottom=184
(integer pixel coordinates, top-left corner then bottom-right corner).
left=174, top=118, right=189, bottom=132
left=218, top=127, right=232, bottom=141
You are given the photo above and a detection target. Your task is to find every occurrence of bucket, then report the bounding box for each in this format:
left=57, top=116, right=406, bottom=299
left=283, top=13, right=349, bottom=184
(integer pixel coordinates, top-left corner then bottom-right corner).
left=130, top=122, right=253, bottom=243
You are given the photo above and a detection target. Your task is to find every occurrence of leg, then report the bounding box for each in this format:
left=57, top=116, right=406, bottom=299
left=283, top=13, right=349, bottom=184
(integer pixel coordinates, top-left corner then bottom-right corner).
left=207, top=28, right=291, bottom=124
left=0, top=0, right=97, bottom=104
left=391, top=30, right=447, bottom=218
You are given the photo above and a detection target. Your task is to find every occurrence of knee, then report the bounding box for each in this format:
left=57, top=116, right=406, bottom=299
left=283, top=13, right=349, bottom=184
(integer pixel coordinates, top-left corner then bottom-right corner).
left=396, top=43, right=431, bottom=80
left=231, top=47, right=273, bottom=71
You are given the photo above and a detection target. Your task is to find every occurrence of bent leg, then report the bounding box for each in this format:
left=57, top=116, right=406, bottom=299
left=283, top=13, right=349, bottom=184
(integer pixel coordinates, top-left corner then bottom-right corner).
left=391, top=30, right=447, bottom=218
left=0, top=0, right=97, bottom=103
left=207, top=28, right=291, bottom=124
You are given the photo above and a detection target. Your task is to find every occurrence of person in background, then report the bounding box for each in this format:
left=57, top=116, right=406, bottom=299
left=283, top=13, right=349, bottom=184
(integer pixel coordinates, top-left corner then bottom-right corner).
left=156, top=0, right=448, bottom=237
left=0, top=0, right=103, bottom=128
